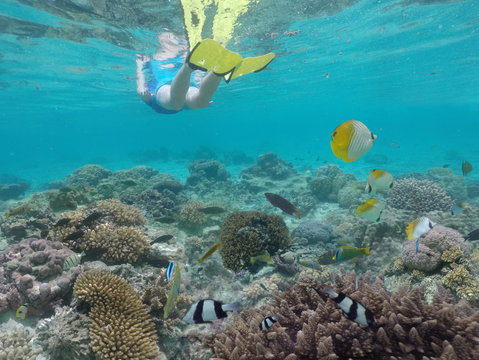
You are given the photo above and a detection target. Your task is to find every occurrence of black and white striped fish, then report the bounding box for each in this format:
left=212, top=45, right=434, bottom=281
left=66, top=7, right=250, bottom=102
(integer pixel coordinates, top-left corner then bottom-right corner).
left=324, top=286, right=375, bottom=328
left=182, top=299, right=240, bottom=324
left=259, top=315, right=278, bottom=331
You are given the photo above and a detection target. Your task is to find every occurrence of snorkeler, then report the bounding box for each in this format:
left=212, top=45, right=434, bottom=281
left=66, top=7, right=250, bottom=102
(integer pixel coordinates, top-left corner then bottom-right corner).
left=136, top=32, right=275, bottom=114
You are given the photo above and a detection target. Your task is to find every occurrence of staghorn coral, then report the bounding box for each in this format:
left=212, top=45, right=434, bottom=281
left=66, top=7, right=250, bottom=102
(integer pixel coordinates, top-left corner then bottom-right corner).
left=0, top=327, right=41, bottom=360
left=74, top=269, right=162, bottom=360
left=219, top=211, right=290, bottom=271
left=204, top=270, right=479, bottom=359
left=388, top=178, right=453, bottom=213
left=35, top=306, right=94, bottom=360
left=178, top=200, right=207, bottom=231
left=53, top=199, right=148, bottom=263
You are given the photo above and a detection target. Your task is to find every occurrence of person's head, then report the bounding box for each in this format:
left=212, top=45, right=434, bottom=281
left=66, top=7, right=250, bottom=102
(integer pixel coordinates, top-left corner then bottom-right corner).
left=155, top=32, right=187, bottom=59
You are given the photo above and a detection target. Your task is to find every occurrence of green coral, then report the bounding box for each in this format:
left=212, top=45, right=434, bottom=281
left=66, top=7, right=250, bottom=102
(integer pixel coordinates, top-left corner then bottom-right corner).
left=443, top=263, right=479, bottom=301
left=441, top=245, right=463, bottom=263
left=219, top=211, right=290, bottom=271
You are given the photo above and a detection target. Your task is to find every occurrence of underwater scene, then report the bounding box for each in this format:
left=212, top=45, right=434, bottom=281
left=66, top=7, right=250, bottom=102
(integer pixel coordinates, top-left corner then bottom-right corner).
left=1, top=0, right=479, bottom=359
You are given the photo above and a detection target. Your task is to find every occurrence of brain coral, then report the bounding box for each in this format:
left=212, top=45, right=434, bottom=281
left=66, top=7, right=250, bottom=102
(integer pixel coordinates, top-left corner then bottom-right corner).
left=205, top=270, right=479, bottom=359
left=74, top=270, right=162, bottom=360
left=388, top=178, right=453, bottom=213
left=219, top=211, right=290, bottom=271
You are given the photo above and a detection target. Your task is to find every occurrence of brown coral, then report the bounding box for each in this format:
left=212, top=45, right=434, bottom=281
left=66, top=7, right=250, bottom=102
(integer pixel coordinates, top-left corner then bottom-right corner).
left=74, top=270, right=162, bottom=360
left=0, top=327, right=41, bottom=360
left=204, top=270, right=479, bottom=359
left=219, top=211, right=290, bottom=271
left=178, top=200, right=207, bottom=230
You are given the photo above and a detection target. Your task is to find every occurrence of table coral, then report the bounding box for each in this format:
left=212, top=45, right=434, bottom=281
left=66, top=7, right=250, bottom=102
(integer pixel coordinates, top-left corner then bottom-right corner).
left=0, top=238, right=79, bottom=317
left=219, top=211, right=290, bottom=271
left=74, top=269, right=162, bottom=360
left=53, top=199, right=149, bottom=263
left=204, top=270, right=479, bottom=359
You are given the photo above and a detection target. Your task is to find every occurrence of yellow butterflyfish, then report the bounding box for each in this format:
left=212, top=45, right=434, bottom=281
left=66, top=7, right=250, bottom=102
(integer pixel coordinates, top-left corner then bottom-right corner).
left=331, top=120, right=377, bottom=162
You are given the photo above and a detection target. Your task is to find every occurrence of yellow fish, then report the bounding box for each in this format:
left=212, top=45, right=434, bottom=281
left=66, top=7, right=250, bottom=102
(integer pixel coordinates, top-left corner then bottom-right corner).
left=365, top=169, right=393, bottom=195
left=462, top=160, right=473, bottom=176
left=356, top=199, right=384, bottom=222
left=250, top=254, right=274, bottom=265
left=198, top=242, right=222, bottom=263
left=16, top=304, right=28, bottom=319
left=5, top=205, right=31, bottom=219
left=330, top=120, right=377, bottom=162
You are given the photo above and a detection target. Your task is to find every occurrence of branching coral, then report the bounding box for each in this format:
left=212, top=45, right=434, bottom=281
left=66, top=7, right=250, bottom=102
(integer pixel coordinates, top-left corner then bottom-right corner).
left=219, top=211, right=290, bottom=271
left=178, top=200, right=207, bottom=230
left=53, top=199, right=148, bottom=263
left=204, top=270, right=479, bottom=359
left=388, top=178, right=453, bottom=213
left=74, top=270, right=162, bottom=360
left=36, top=306, right=94, bottom=360
left=0, top=327, right=41, bottom=360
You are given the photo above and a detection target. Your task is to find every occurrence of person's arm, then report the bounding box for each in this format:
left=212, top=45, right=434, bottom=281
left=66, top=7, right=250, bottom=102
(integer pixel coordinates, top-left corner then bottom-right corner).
left=136, top=54, right=154, bottom=103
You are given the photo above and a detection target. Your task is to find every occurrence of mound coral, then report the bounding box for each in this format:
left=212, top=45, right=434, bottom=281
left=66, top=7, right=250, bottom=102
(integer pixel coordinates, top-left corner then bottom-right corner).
left=0, top=238, right=80, bottom=317
left=53, top=199, right=148, bottom=263
left=204, top=270, right=479, bottom=359
left=308, top=164, right=356, bottom=202
left=74, top=270, right=162, bottom=360
left=219, top=211, right=290, bottom=271
left=178, top=200, right=207, bottom=230
left=240, top=152, right=297, bottom=180
left=388, top=178, right=453, bottom=213
left=0, top=327, right=41, bottom=359
left=35, top=306, right=94, bottom=360
left=186, top=159, right=230, bottom=186
left=65, top=164, right=112, bottom=188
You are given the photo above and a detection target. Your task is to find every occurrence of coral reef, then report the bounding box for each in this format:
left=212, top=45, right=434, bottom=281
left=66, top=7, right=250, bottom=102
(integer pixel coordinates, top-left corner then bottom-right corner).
left=0, top=238, right=79, bottom=317
left=402, top=225, right=470, bottom=272
left=291, top=220, right=333, bottom=245
left=74, top=269, right=162, bottom=360
left=204, top=270, right=479, bottom=359
left=178, top=200, right=207, bottom=231
left=65, top=164, right=112, bottom=188
left=48, top=186, right=96, bottom=211
left=0, top=181, right=29, bottom=201
left=0, top=326, right=41, bottom=359
left=120, top=188, right=182, bottom=219
left=426, top=167, right=468, bottom=201
left=240, top=152, right=297, bottom=180
left=53, top=199, right=149, bottom=263
left=185, top=159, right=230, bottom=186
left=35, top=306, right=94, bottom=360
left=388, top=178, right=453, bottom=213
left=220, top=211, right=290, bottom=271
left=309, top=164, right=356, bottom=202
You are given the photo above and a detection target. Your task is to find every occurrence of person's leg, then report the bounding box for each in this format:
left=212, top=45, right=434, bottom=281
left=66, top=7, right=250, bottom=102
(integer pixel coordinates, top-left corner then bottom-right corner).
left=185, top=71, right=222, bottom=109
left=157, top=63, right=194, bottom=111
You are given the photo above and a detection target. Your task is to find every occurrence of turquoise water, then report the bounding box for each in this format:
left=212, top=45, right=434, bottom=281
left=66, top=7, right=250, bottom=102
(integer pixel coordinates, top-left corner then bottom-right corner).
left=1, top=0, right=478, bottom=189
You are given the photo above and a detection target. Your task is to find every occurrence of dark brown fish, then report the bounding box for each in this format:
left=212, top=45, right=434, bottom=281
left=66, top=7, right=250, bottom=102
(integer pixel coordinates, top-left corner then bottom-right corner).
left=465, top=229, right=479, bottom=241
left=64, top=230, right=84, bottom=241
left=462, top=161, right=473, bottom=176
left=53, top=218, right=71, bottom=227
left=264, top=193, right=302, bottom=219
left=198, top=206, right=226, bottom=214
left=155, top=216, right=177, bottom=224
left=82, top=212, right=102, bottom=225
left=151, top=234, right=174, bottom=244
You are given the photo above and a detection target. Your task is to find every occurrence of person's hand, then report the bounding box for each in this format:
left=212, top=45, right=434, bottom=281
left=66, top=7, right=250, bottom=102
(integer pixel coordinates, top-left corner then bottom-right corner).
left=136, top=54, right=150, bottom=66
left=139, top=90, right=154, bottom=103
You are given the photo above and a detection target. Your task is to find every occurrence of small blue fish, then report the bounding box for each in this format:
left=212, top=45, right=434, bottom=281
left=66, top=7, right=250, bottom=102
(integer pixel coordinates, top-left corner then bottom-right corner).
left=166, top=262, right=175, bottom=282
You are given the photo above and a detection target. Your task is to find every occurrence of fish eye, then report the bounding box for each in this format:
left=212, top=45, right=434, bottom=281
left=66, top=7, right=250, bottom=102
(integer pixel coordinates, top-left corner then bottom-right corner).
left=332, top=131, right=337, bottom=137
left=370, top=132, right=374, bottom=140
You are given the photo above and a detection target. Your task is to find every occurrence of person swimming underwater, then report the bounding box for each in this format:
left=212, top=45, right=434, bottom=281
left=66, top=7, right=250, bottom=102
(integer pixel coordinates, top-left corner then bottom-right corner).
left=136, top=32, right=275, bottom=114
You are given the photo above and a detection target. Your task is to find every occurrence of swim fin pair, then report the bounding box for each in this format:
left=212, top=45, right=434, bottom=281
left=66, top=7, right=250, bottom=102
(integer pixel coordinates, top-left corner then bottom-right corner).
left=186, top=39, right=275, bottom=82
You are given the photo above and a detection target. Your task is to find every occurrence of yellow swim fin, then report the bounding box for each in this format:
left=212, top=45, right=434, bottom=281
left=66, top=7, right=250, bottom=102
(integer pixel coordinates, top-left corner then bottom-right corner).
left=186, top=39, right=242, bottom=76
left=225, top=52, right=275, bottom=83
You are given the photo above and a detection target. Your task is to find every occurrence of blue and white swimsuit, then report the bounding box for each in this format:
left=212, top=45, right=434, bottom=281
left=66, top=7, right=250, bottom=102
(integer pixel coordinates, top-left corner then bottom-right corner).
left=146, top=57, right=192, bottom=114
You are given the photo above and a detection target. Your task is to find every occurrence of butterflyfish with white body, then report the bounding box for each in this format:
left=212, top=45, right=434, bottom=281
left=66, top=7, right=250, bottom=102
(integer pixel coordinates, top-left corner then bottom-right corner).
left=16, top=304, right=28, bottom=320
left=330, top=120, right=377, bottom=162
left=365, top=169, right=393, bottom=194
left=406, top=217, right=436, bottom=253
left=356, top=199, right=384, bottom=222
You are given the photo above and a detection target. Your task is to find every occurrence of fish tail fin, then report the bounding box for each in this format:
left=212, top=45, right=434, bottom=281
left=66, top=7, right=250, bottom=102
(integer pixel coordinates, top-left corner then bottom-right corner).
left=294, top=211, right=303, bottom=219
left=323, top=286, right=338, bottom=298
left=197, top=258, right=204, bottom=263
left=365, top=184, right=371, bottom=193
left=364, top=247, right=371, bottom=255
left=222, top=301, right=240, bottom=313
